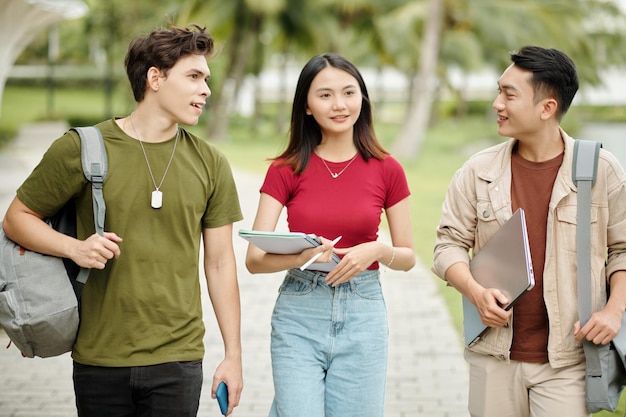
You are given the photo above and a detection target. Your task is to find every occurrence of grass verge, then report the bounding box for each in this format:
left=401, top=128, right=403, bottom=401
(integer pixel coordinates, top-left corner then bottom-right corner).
left=2, top=85, right=625, bottom=414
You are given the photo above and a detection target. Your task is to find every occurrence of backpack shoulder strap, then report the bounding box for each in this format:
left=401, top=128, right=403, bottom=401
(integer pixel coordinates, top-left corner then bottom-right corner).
left=70, top=126, right=107, bottom=284
left=71, top=126, right=107, bottom=236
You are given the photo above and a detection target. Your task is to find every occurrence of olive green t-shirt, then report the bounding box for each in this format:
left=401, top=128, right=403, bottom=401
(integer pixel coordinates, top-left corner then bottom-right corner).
left=17, top=119, right=243, bottom=366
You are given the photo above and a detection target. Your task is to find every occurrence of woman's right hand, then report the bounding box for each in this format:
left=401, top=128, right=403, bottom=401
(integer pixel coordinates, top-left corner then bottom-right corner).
left=297, top=237, right=334, bottom=266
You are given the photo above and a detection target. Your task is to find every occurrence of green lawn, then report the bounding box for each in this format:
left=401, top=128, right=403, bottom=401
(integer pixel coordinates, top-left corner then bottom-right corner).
left=0, top=84, right=131, bottom=147
left=0, top=85, right=611, bottom=333
left=211, top=112, right=626, bottom=417
left=2, top=85, right=624, bottom=415
left=0, top=86, right=490, bottom=332
left=211, top=112, right=500, bottom=333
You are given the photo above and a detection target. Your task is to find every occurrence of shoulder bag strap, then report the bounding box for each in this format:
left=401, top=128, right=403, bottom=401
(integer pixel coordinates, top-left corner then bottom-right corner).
left=573, top=139, right=602, bottom=375
left=70, top=126, right=108, bottom=284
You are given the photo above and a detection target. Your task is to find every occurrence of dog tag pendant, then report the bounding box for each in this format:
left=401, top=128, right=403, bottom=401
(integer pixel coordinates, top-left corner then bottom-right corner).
left=151, top=190, right=163, bottom=209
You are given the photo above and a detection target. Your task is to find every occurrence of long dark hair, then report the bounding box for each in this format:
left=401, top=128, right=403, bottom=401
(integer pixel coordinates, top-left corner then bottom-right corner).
left=275, top=53, right=388, bottom=174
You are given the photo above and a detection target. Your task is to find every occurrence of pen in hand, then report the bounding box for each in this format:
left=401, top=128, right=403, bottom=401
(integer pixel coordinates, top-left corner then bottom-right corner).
left=299, top=235, right=342, bottom=271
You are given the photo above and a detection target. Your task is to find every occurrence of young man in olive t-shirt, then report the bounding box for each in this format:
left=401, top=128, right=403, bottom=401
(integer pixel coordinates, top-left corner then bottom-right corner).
left=2, top=25, right=243, bottom=417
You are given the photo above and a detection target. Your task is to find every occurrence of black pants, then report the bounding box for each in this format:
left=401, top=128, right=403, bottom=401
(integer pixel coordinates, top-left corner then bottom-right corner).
left=73, top=360, right=203, bottom=417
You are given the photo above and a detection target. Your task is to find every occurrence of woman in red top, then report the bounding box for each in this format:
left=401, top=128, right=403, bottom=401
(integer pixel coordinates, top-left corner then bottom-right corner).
left=245, top=53, right=415, bottom=417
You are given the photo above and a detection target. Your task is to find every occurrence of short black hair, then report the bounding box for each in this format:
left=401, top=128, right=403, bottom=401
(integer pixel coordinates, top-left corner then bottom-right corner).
left=510, top=46, right=579, bottom=121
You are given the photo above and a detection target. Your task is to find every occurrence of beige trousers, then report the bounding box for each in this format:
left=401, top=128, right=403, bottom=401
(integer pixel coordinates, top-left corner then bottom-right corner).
left=464, top=349, right=589, bottom=417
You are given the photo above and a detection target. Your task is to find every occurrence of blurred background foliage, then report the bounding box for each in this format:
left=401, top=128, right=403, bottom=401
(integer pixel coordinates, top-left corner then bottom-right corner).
left=5, top=9, right=626, bottom=413
left=6, top=0, right=626, bottom=152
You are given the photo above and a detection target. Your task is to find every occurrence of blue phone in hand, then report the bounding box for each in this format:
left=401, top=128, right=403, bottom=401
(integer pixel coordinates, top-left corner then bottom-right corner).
left=216, top=381, right=228, bottom=415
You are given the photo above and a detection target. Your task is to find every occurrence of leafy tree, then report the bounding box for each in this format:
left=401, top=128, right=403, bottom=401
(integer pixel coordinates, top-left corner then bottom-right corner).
left=10, top=0, right=626, bottom=156
left=176, top=0, right=273, bottom=140
left=390, top=0, right=626, bottom=159
left=392, top=0, right=443, bottom=158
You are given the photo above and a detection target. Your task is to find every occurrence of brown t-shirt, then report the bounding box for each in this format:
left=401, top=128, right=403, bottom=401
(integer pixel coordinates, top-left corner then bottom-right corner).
left=510, top=147, right=564, bottom=363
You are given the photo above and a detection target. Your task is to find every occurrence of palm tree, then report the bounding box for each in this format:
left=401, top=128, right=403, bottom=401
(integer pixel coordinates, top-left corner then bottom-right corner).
left=259, top=0, right=324, bottom=135
left=243, top=0, right=415, bottom=137
left=179, top=0, right=413, bottom=140
left=176, top=0, right=269, bottom=140
left=81, top=0, right=183, bottom=117
left=389, top=0, right=626, bottom=159
left=392, top=0, right=443, bottom=158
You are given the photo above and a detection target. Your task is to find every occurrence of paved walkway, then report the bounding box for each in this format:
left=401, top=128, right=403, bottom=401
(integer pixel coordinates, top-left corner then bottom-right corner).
left=0, top=122, right=469, bottom=417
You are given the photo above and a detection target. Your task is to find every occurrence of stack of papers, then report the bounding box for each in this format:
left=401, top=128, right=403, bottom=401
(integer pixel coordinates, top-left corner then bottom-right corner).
left=238, top=230, right=340, bottom=272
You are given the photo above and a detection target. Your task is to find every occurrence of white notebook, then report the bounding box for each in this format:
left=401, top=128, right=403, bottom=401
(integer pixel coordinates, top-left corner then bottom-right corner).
left=238, top=230, right=340, bottom=272
left=462, top=208, right=535, bottom=347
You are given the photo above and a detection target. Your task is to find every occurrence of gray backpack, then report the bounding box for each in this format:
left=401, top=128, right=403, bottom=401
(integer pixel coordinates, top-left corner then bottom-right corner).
left=0, top=126, right=107, bottom=358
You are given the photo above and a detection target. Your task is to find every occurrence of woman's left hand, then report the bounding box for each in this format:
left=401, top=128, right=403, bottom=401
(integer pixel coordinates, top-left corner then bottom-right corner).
left=325, top=242, right=383, bottom=286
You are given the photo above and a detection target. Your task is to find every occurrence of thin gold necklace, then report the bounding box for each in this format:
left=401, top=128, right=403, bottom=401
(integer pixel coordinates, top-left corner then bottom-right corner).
left=129, top=113, right=179, bottom=209
left=318, top=152, right=359, bottom=178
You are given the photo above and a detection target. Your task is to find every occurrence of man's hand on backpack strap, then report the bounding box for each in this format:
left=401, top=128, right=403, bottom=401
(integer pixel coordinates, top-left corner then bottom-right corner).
left=72, top=232, right=123, bottom=270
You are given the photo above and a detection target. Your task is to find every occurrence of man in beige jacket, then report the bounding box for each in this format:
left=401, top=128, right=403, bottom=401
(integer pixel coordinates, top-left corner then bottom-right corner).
left=433, top=46, right=626, bottom=417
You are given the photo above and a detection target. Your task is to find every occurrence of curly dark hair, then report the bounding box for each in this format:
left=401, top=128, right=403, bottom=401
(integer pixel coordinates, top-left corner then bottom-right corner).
left=125, top=24, right=214, bottom=102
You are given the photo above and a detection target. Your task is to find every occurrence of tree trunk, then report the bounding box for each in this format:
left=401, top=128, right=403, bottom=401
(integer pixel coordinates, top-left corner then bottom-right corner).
left=391, top=0, right=444, bottom=159
left=251, top=75, right=262, bottom=134
left=275, top=54, right=289, bottom=135
left=206, top=13, right=261, bottom=141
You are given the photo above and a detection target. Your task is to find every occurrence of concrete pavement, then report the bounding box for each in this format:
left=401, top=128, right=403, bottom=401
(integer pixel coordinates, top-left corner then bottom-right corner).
left=0, top=122, right=469, bottom=417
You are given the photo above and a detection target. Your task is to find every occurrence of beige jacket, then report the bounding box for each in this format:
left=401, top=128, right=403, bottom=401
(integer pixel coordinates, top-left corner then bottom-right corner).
left=432, top=129, right=626, bottom=368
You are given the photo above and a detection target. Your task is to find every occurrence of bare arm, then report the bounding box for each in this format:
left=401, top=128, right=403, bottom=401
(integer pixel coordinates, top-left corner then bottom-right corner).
left=203, top=224, right=242, bottom=415
left=245, top=193, right=331, bottom=274
left=2, top=196, right=121, bottom=269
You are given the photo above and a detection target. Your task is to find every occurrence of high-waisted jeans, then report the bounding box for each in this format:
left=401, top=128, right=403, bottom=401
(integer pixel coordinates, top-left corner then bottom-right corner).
left=269, top=268, right=388, bottom=417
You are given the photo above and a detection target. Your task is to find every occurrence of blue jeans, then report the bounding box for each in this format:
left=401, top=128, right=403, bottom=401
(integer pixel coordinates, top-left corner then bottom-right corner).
left=269, top=268, right=388, bottom=417
left=73, top=360, right=203, bottom=417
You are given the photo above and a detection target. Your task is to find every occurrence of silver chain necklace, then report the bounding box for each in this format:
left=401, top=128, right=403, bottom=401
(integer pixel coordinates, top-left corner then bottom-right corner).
left=318, top=152, right=359, bottom=178
left=130, top=113, right=179, bottom=209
